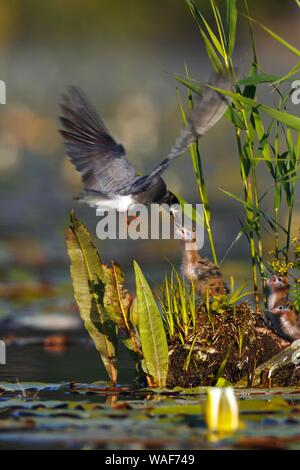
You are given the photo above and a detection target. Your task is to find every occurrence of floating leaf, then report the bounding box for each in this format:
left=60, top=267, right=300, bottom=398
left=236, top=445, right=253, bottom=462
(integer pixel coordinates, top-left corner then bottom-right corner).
left=0, top=382, right=65, bottom=393
left=239, top=397, right=290, bottom=413
left=150, top=403, right=202, bottom=415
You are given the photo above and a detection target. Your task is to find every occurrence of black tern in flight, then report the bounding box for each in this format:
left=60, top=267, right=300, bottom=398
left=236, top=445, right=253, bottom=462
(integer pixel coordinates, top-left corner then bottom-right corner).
left=59, top=74, right=230, bottom=212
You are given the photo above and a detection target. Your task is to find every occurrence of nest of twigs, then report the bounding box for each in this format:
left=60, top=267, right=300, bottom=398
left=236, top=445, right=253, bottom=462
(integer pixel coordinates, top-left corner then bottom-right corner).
left=167, top=302, right=297, bottom=388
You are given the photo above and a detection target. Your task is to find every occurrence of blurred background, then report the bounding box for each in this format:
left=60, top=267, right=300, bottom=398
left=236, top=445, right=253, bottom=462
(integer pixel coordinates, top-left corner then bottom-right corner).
left=0, top=0, right=299, bottom=304
left=0, top=0, right=299, bottom=276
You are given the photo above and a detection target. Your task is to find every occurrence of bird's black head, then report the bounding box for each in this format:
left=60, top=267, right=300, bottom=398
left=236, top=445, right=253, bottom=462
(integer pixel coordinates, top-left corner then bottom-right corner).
left=162, top=191, right=179, bottom=209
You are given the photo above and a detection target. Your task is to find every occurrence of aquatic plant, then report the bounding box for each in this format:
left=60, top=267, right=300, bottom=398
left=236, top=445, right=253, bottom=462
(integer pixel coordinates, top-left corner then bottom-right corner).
left=179, top=0, right=300, bottom=310
left=66, top=211, right=119, bottom=383
left=67, top=211, right=300, bottom=388
left=205, top=387, right=239, bottom=433
left=66, top=1, right=300, bottom=388
left=159, top=270, right=196, bottom=343
left=66, top=212, right=168, bottom=387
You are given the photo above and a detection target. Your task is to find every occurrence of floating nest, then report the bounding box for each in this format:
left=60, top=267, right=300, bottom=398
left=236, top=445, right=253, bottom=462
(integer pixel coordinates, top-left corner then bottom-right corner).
left=167, top=302, right=298, bottom=388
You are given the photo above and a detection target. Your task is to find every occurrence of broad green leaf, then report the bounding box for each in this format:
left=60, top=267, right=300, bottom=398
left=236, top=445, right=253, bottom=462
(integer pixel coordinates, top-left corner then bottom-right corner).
left=130, top=296, right=139, bottom=326
left=134, top=261, right=169, bottom=387
left=66, top=212, right=118, bottom=383
left=102, top=264, right=142, bottom=357
left=102, top=261, right=132, bottom=331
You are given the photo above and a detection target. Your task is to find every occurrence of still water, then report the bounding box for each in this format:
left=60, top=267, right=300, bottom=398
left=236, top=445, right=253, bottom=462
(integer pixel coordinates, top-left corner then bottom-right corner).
left=1, top=265, right=300, bottom=450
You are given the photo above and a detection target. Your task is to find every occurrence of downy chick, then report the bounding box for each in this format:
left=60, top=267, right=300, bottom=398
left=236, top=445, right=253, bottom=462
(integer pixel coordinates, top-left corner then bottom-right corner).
left=266, top=301, right=300, bottom=342
left=178, top=226, right=228, bottom=299
left=265, top=275, right=289, bottom=310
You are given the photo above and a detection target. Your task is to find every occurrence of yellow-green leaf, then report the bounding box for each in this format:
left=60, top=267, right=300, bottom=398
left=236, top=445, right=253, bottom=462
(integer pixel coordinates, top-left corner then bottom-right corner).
left=134, top=261, right=169, bottom=387
left=103, top=262, right=132, bottom=331
left=248, top=16, right=300, bottom=57
left=226, top=0, right=237, bottom=56
left=66, top=212, right=118, bottom=383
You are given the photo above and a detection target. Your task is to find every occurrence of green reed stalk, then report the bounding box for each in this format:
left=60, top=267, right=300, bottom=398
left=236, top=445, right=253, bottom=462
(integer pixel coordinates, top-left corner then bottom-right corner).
left=178, top=83, right=218, bottom=265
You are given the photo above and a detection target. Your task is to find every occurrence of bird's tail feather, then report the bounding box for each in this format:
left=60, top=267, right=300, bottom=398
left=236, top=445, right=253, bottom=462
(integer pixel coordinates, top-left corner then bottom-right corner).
left=148, top=73, right=231, bottom=180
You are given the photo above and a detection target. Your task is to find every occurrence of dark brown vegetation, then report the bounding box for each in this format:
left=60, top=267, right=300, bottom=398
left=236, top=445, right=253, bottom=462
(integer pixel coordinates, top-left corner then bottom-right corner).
left=167, top=302, right=295, bottom=388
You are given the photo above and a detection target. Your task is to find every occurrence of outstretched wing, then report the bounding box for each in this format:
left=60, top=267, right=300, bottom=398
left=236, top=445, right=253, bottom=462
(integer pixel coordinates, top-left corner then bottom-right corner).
left=59, top=87, right=137, bottom=194
left=145, top=74, right=231, bottom=181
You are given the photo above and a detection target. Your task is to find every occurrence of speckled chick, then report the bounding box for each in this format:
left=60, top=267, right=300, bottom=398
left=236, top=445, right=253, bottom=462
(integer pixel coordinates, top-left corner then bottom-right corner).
left=178, top=226, right=228, bottom=299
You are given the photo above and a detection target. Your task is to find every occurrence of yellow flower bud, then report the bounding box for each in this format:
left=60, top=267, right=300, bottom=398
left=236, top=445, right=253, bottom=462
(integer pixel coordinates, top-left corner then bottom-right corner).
left=205, top=387, right=239, bottom=433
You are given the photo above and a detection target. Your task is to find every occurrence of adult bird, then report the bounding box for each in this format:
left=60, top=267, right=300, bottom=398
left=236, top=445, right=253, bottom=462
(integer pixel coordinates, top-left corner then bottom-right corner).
left=59, top=74, right=231, bottom=212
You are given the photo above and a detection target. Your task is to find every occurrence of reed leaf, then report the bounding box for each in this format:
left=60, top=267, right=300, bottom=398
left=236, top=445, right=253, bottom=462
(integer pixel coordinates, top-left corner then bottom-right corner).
left=247, top=16, right=300, bottom=57
left=226, top=0, right=237, bottom=55
left=186, top=0, right=225, bottom=58
left=238, top=73, right=280, bottom=86
left=199, top=26, right=224, bottom=73
left=207, top=85, right=300, bottom=132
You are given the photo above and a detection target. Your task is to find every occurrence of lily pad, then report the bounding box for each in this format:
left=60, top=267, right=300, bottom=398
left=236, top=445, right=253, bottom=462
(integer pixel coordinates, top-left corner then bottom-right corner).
left=0, top=382, right=67, bottom=393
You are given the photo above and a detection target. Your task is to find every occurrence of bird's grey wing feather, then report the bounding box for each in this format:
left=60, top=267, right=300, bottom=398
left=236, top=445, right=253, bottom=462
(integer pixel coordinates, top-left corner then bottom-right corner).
left=189, top=74, right=230, bottom=136
left=59, top=86, right=137, bottom=194
left=145, top=74, right=231, bottom=181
